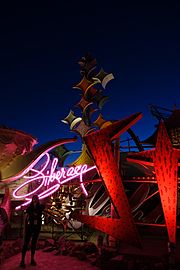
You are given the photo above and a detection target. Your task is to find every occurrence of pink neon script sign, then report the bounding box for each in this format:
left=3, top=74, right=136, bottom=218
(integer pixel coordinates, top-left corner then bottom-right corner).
left=13, top=153, right=96, bottom=210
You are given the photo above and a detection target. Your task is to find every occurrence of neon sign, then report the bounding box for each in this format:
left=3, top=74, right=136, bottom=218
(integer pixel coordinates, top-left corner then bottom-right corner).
left=13, top=152, right=96, bottom=210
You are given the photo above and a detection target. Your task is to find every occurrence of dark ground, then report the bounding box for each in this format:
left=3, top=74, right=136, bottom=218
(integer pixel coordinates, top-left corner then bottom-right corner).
left=1, top=250, right=99, bottom=270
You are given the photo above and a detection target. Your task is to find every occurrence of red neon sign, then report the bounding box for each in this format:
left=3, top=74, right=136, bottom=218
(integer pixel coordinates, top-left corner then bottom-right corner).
left=13, top=152, right=96, bottom=210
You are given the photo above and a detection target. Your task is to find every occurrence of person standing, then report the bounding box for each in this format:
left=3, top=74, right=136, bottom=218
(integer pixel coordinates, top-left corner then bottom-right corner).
left=20, top=195, right=45, bottom=268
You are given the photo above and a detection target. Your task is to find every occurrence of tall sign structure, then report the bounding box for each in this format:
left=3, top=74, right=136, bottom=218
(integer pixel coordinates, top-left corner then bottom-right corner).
left=0, top=54, right=180, bottom=248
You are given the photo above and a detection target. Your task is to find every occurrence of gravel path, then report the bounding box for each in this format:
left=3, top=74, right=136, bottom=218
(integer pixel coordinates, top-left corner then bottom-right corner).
left=1, top=250, right=100, bottom=270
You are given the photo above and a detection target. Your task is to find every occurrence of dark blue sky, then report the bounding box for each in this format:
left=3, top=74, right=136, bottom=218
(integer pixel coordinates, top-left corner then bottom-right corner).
left=0, top=2, right=180, bottom=148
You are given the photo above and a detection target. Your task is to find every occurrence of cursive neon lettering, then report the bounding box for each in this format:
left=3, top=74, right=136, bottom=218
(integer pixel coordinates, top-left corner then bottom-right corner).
left=13, top=152, right=96, bottom=210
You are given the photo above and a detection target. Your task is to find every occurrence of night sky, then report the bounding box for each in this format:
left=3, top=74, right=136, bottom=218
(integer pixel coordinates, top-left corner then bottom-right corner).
left=0, top=2, right=180, bottom=150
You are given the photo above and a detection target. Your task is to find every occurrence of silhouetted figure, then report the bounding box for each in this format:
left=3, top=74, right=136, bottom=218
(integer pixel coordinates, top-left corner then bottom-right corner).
left=20, top=195, right=45, bottom=268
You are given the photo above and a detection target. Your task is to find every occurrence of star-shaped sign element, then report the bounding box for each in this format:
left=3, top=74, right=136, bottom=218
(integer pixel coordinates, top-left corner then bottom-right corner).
left=94, top=68, right=114, bottom=89
left=73, top=76, right=97, bottom=97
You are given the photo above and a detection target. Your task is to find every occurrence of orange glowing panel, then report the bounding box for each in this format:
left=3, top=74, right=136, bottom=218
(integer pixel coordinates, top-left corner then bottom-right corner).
left=152, top=122, right=179, bottom=244
left=83, top=112, right=142, bottom=248
left=73, top=214, right=139, bottom=247
left=128, top=122, right=180, bottom=244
